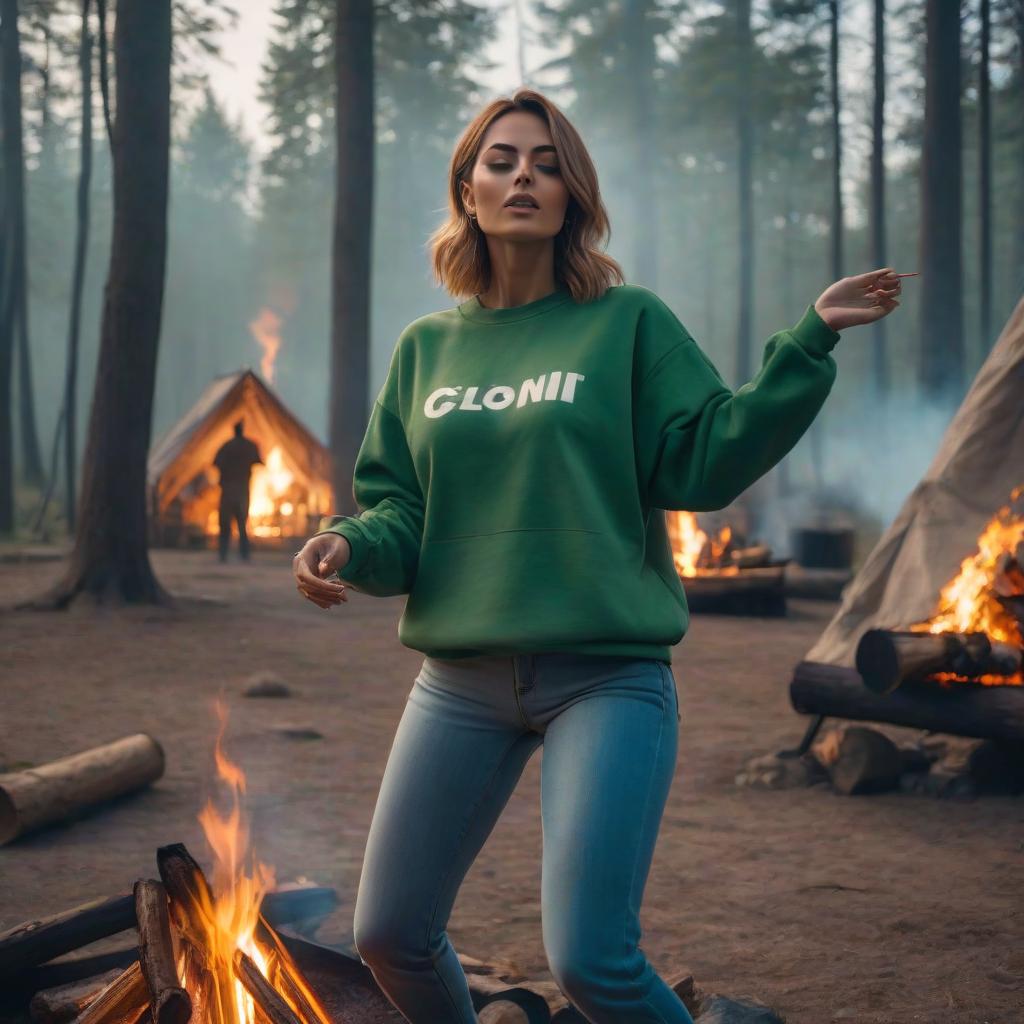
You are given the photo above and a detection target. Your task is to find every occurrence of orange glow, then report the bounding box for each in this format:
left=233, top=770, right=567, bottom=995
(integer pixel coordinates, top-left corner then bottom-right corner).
left=249, top=308, right=282, bottom=383
left=176, top=699, right=332, bottom=1023
left=666, top=511, right=739, bottom=577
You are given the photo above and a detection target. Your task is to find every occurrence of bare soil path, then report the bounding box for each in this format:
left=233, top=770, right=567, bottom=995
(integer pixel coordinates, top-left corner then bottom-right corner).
left=1, top=549, right=1021, bottom=1023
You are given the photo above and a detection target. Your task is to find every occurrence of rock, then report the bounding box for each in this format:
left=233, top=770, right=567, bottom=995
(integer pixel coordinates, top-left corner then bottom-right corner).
left=897, top=743, right=933, bottom=774
left=735, top=753, right=824, bottom=790
left=827, top=726, right=902, bottom=795
left=478, top=1001, right=530, bottom=1023
left=698, top=994, right=785, bottom=1023
left=550, top=1008, right=589, bottom=1022
left=899, top=771, right=932, bottom=795
left=923, top=768, right=976, bottom=799
left=967, top=739, right=1024, bottom=794
left=273, top=725, right=324, bottom=741
left=669, top=971, right=704, bottom=1018
left=243, top=672, right=292, bottom=698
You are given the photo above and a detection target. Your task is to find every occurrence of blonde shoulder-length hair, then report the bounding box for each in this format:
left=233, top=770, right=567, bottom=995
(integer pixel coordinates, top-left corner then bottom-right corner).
left=428, top=88, right=625, bottom=305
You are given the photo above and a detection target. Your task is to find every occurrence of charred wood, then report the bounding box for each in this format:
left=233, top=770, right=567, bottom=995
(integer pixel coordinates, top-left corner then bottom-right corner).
left=133, top=879, right=190, bottom=1024
left=28, top=969, right=123, bottom=1024
left=233, top=949, right=302, bottom=1024
left=73, top=960, right=149, bottom=1024
left=0, top=884, right=335, bottom=982
left=855, top=628, right=1022, bottom=693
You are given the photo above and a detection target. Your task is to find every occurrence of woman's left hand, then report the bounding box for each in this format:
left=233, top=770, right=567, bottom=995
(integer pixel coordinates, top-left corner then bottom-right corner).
left=813, top=267, right=916, bottom=332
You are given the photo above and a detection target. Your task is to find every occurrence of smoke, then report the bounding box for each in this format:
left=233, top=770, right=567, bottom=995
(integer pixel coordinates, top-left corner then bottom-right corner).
left=750, top=392, right=957, bottom=560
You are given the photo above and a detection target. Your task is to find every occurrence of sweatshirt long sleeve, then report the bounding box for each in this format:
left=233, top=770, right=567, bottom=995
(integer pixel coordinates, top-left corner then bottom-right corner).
left=317, top=283, right=840, bottom=664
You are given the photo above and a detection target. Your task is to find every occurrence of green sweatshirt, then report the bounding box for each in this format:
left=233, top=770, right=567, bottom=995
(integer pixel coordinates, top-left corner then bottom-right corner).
left=316, top=283, right=840, bottom=664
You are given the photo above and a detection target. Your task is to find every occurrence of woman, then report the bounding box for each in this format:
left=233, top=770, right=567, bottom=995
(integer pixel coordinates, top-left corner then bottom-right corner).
left=292, top=89, right=904, bottom=1024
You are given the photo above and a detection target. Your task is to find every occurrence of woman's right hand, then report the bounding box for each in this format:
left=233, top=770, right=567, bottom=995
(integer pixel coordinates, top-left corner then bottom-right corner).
left=292, top=532, right=351, bottom=609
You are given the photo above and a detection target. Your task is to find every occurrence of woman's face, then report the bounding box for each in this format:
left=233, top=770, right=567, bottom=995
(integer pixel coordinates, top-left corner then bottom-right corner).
left=461, top=110, right=570, bottom=241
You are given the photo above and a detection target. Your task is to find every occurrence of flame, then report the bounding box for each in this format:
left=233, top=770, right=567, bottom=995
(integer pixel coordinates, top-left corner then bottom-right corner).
left=249, top=308, right=282, bottom=383
left=908, top=484, right=1024, bottom=686
left=182, top=699, right=331, bottom=1024
left=666, top=511, right=738, bottom=577
left=248, top=446, right=295, bottom=538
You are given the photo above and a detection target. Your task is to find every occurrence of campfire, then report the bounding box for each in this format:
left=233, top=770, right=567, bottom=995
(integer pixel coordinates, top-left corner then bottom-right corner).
left=665, top=511, right=789, bottom=615
left=71, top=703, right=332, bottom=1024
left=855, top=485, right=1024, bottom=693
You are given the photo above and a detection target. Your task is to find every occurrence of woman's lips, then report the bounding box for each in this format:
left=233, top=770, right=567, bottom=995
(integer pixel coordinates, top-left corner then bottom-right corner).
left=505, top=204, right=539, bottom=212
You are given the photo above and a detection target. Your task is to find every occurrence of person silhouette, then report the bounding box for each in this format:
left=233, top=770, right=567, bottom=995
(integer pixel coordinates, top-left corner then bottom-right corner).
left=213, top=419, right=263, bottom=562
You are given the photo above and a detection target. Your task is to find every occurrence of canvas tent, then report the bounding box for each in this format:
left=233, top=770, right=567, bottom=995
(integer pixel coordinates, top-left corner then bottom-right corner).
left=792, top=292, right=1024, bottom=687
left=147, top=368, right=333, bottom=547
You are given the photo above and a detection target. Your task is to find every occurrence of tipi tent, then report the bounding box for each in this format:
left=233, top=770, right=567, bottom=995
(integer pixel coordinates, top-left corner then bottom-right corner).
left=793, top=293, right=1024, bottom=688
left=147, top=369, right=333, bottom=547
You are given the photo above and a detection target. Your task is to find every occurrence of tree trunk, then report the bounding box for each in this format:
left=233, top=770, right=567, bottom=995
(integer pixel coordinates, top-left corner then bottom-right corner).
left=64, top=0, right=93, bottom=532
left=918, top=0, right=964, bottom=404
left=734, top=0, right=753, bottom=387
left=40, top=0, right=171, bottom=606
left=978, top=0, right=992, bottom=356
left=330, top=0, right=374, bottom=515
left=870, top=0, right=889, bottom=398
left=1, top=0, right=44, bottom=488
left=0, top=0, right=20, bottom=531
left=624, top=0, right=658, bottom=292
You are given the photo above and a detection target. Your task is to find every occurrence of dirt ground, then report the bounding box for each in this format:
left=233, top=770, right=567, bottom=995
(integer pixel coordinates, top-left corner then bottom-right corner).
left=1, top=548, right=1022, bottom=1024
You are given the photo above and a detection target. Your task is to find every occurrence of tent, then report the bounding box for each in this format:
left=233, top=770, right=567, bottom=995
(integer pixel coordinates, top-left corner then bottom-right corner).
left=793, top=293, right=1024, bottom=685
left=147, top=369, right=333, bottom=547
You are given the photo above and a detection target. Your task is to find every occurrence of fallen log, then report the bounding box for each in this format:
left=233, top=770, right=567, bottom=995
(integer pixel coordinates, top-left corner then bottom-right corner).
left=791, top=661, right=1024, bottom=742
left=0, top=885, right=337, bottom=980
left=74, top=960, right=149, bottom=1024
left=28, top=969, right=123, bottom=1024
left=0, top=734, right=165, bottom=845
left=855, top=628, right=1022, bottom=693
left=133, top=880, right=190, bottom=1024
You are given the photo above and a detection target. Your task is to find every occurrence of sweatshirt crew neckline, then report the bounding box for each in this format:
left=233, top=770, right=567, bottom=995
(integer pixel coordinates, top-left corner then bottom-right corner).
left=458, top=285, right=573, bottom=324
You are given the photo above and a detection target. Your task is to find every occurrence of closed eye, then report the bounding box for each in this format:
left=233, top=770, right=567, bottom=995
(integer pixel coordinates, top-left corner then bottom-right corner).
left=488, top=161, right=560, bottom=175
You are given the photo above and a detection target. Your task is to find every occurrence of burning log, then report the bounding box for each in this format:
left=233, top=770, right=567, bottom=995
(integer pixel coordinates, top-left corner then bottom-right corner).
left=0, top=885, right=337, bottom=980
left=233, top=949, right=303, bottom=1024
left=133, top=880, right=190, bottom=1024
left=74, top=961, right=149, bottom=1024
left=0, top=734, right=165, bottom=845
left=855, top=628, right=1023, bottom=694
left=28, top=969, right=123, bottom=1024
left=791, top=661, right=1024, bottom=742
left=155, top=842, right=214, bottom=919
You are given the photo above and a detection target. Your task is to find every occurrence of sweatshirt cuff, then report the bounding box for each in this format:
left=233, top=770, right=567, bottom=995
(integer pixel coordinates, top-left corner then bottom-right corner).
left=314, top=515, right=372, bottom=579
left=790, top=304, right=841, bottom=357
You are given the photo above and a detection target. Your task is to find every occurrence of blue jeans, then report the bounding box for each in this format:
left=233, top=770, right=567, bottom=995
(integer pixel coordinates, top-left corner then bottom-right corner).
left=352, top=652, right=693, bottom=1024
